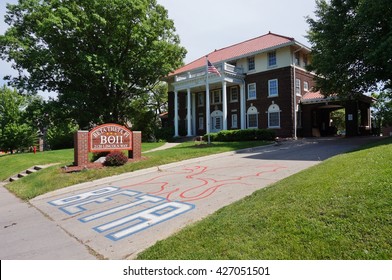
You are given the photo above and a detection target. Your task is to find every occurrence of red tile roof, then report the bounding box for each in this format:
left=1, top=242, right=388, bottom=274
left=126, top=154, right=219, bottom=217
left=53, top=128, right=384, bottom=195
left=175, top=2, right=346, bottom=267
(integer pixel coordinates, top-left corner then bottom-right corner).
left=302, top=91, right=325, bottom=100
left=171, top=32, right=295, bottom=76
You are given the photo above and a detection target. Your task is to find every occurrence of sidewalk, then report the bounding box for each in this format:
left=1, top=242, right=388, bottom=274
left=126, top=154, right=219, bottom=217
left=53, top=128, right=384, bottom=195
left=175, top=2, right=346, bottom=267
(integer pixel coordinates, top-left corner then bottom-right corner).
left=0, top=182, right=96, bottom=259
left=142, top=142, right=180, bottom=153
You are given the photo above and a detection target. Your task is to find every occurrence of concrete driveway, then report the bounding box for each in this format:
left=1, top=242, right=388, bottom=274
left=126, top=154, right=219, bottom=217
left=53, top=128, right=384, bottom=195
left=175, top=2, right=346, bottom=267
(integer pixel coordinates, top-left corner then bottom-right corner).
left=1, top=136, right=380, bottom=259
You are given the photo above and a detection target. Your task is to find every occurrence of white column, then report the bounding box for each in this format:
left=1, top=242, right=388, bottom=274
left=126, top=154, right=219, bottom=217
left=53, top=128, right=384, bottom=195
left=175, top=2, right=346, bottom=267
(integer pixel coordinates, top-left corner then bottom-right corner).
left=192, top=93, right=196, bottom=135
left=222, top=80, right=228, bottom=131
left=187, top=88, right=192, bottom=137
left=206, top=84, right=211, bottom=136
left=240, top=82, right=246, bottom=129
left=174, top=91, right=179, bottom=137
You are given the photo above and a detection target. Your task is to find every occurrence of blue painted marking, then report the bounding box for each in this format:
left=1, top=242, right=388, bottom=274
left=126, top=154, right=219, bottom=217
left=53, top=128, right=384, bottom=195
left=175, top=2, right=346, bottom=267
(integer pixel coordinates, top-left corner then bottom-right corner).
left=48, top=186, right=121, bottom=207
left=48, top=187, right=195, bottom=242
left=79, top=194, right=163, bottom=223
left=103, top=201, right=195, bottom=241
left=59, top=190, right=140, bottom=215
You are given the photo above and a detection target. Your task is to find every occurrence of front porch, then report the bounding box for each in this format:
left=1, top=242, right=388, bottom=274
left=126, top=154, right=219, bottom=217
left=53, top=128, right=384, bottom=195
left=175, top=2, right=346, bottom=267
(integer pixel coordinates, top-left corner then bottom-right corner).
left=170, top=62, right=246, bottom=137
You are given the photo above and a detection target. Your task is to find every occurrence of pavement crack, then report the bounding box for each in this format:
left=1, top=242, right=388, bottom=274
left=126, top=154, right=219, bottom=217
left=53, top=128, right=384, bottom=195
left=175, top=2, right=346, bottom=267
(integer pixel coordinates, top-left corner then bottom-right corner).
left=3, top=222, right=17, bottom=229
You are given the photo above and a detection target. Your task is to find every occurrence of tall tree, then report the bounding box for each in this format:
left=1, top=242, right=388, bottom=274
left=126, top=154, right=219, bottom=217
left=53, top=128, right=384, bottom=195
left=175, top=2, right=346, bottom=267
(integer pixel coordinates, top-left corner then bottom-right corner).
left=0, top=0, right=186, bottom=128
left=0, top=86, right=36, bottom=153
left=307, top=0, right=392, bottom=98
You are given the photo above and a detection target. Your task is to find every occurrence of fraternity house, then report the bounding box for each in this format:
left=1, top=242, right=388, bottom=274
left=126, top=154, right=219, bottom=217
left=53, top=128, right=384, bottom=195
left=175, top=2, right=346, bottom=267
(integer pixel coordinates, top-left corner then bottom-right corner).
left=165, top=32, right=373, bottom=138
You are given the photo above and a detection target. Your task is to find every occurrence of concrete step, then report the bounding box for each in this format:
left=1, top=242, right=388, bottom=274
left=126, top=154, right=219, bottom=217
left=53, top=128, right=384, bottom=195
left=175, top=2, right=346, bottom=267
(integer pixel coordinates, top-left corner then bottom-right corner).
left=26, top=168, right=38, bottom=175
left=6, top=164, right=58, bottom=183
left=9, top=177, right=19, bottom=182
left=17, top=172, right=29, bottom=179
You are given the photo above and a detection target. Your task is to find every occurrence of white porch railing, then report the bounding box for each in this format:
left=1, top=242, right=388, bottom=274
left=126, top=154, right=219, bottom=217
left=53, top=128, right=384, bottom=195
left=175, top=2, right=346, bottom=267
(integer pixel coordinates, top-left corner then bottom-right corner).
left=175, top=62, right=244, bottom=82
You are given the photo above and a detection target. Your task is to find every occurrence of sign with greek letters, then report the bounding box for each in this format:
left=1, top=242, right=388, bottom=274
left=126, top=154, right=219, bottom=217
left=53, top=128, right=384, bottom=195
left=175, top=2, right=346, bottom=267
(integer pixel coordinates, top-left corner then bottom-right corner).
left=89, top=123, right=132, bottom=152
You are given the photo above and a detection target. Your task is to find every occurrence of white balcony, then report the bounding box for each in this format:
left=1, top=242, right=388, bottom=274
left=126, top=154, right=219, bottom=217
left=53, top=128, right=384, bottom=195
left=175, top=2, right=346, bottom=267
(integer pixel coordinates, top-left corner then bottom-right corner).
left=174, top=62, right=244, bottom=83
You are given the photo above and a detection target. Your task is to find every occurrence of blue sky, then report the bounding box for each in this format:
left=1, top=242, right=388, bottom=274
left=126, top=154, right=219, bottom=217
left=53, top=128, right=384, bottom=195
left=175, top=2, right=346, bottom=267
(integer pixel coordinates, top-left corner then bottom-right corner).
left=0, top=0, right=316, bottom=97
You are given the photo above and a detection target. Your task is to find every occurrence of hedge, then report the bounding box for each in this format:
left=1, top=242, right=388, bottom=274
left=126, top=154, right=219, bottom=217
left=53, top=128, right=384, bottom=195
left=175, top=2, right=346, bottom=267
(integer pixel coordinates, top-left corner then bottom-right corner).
left=203, top=129, right=275, bottom=142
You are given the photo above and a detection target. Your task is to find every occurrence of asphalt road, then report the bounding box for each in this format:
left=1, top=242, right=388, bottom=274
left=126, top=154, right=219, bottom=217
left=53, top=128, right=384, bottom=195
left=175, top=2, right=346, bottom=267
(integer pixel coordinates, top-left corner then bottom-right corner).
left=0, top=136, right=381, bottom=260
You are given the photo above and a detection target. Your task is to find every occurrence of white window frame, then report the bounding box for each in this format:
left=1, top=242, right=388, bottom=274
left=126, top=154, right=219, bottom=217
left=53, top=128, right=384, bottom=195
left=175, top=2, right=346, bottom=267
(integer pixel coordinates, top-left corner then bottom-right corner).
left=231, top=113, right=238, bottom=128
left=198, top=116, right=204, bottom=130
left=268, top=79, right=279, bottom=97
left=295, top=79, right=301, bottom=96
left=304, top=81, right=309, bottom=92
left=247, top=106, right=258, bottom=129
left=211, top=89, right=222, bottom=105
left=267, top=103, right=281, bottom=128
left=211, top=110, right=223, bottom=132
left=268, top=51, right=277, bottom=67
left=230, top=87, right=239, bottom=102
left=247, top=83, right=256, bottom=100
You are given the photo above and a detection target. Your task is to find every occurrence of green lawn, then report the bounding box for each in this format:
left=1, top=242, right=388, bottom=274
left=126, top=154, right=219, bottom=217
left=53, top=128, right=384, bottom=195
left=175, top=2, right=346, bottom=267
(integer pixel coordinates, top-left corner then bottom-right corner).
left=5, top=141, right=269, bottom=200
left=0, top=142, right=164, bottom=181
left=137, top=138, right=392, bottom=260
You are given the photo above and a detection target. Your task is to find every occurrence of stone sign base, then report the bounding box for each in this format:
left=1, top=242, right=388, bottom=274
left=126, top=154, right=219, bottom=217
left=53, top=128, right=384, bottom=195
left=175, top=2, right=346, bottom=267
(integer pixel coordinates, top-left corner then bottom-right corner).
left=74, top=130, right=142, bottom=167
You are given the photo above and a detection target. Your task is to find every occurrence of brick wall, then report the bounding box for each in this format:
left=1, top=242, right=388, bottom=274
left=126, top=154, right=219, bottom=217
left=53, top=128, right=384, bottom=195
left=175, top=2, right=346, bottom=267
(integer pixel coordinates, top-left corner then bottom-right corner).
left=132, top=131, right=142, bottom=160
left=74, top=131, right=89, bottom=166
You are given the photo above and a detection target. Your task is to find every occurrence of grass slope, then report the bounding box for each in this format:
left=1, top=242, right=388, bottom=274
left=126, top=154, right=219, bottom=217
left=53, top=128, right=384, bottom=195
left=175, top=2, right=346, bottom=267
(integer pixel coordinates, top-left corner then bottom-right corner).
left=138, top=138, right=392, bottom=260
left=5, top=141, right=269, bottom=200
left=0, top=142, right=164, bottom=181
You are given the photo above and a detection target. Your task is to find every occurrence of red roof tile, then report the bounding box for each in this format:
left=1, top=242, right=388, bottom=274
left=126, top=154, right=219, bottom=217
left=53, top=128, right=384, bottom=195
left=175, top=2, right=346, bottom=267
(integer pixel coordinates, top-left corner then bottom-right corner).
left=302, top=91, right=325, bottom=100
left=171, top=32, right=295, bottom=76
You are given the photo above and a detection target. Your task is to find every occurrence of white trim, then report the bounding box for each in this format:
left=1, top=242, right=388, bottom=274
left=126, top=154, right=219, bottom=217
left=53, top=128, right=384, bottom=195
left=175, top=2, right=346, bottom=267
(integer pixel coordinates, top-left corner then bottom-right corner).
left=268, top=79, right=279, bottom=97
left=247, top=83, right=256, bottom=100
left=267, top=103, right=281, bottom=128
left=247, top=106, right=259, bottom=129
left=187, top=88, right=192, bottom=136
left=174, top=91, right=179, bottom=137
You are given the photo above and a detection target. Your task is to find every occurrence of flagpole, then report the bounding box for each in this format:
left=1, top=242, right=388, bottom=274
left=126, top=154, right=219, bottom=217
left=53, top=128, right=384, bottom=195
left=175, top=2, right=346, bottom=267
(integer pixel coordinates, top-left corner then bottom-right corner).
left=205, top=56, right=211, bottom=144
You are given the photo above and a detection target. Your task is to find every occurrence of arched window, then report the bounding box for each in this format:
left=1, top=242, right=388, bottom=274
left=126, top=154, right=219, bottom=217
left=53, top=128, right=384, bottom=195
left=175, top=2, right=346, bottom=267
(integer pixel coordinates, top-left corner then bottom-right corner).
left=247, top=105, right=258, bottom=129
left=211, top=110, right=223, bottom=132
left=267, top=103, right=281, bottom=128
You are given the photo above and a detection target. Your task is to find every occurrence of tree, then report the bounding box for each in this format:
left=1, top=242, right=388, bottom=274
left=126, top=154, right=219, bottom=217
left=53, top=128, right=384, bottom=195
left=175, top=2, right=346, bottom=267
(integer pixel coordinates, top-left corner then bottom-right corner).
left=306, top=0, right=392, bottom=98
left=0, top=86, right=37, bottom=153
left=371, top=90, right=392, bottom=134
left=0, top=0, right=186, bottom=129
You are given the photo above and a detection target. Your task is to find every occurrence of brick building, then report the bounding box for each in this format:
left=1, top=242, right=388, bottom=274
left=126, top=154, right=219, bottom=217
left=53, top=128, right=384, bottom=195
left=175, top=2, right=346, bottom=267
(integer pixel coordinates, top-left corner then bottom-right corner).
left=164, top=32, right=373, bottom=138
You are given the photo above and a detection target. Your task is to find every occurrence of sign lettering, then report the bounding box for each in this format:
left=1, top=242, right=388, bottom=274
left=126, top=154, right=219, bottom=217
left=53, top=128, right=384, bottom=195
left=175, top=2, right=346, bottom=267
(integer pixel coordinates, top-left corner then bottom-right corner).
left=89, top=123, right=132, bottom=152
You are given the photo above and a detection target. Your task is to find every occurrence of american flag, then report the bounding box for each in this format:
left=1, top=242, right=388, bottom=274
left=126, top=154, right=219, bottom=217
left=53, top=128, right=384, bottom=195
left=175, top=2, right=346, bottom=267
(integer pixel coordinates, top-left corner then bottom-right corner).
left=207, top=60, right=221, bottom=76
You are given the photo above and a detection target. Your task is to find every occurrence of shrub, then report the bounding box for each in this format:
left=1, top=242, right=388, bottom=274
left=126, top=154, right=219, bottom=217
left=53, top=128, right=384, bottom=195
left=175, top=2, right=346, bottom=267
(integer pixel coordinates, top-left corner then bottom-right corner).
left=203, top=129, right=275, bottom=142
left=104, top=151, right=128, bottom=166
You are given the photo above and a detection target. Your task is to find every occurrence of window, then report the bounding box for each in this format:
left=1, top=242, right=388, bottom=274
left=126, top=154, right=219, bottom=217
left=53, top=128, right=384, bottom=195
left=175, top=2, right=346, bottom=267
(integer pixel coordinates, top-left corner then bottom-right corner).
left=267, top=103, right=281, bottom=128
left=231, top=114, right=238, bottom=128
left=247, top=106, right=258, bottom=128
left=248, top=83, right=256, bottom=100
left=268, top=79, right=279, bottom=97
left=268, top=51, right=277, bottom=67
left=198, top=116, right=204, bottom=130
left=304, top=81, right=309, bottom=92
left=198, top=93, right=204, bottom=106
left=303, top=54, right=308, bottom=66
left=248, top=57, right=255, bottom=71
left=230, top=87, right=238, bottom=102
left=295, top=79, right=301, bottom=95
left=211, top=89, right=222, bottom=104
left=211, top=110, right=223, bottom=132
left=295, top=53, right=300, bottom=66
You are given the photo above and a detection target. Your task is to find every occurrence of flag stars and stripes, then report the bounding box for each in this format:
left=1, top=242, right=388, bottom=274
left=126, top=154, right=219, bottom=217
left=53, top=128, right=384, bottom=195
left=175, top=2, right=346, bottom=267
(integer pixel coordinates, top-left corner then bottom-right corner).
left=207, top=60, right=221, bottom=76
